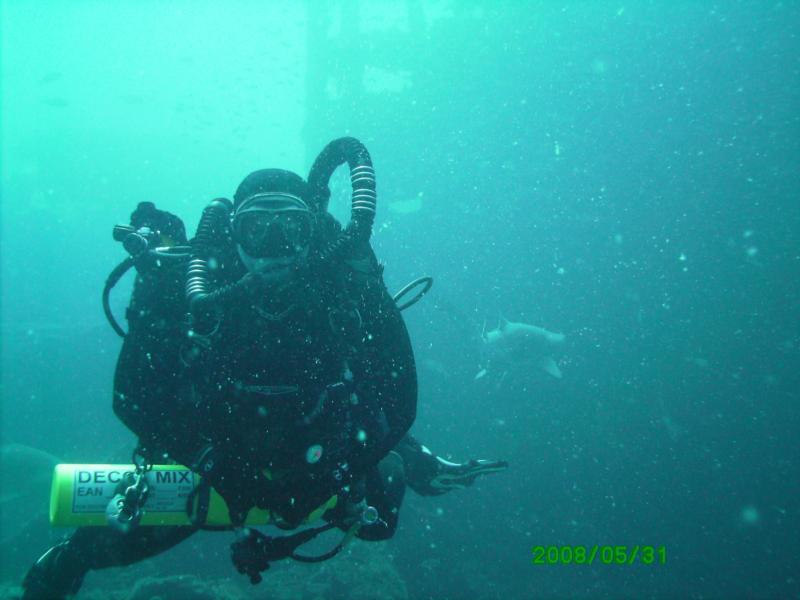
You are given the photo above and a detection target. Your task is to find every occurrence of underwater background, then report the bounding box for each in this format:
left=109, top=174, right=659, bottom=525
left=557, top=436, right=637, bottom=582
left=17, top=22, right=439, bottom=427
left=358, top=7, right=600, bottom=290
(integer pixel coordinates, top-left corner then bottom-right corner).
left=1, top=1, right=798, bottom=598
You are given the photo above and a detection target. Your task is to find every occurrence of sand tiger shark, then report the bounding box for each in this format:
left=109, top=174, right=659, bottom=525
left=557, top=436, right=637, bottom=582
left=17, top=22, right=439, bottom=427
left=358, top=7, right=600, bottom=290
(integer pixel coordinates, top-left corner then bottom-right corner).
left=476, top=317, right=566, bottom=381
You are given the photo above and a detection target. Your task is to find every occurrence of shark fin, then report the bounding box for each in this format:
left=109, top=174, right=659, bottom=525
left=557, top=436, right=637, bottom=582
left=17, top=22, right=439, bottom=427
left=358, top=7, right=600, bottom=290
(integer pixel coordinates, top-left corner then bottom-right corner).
left=498, top=315, right=510, bottom=331
left=538, top=356, right=563, bottom=379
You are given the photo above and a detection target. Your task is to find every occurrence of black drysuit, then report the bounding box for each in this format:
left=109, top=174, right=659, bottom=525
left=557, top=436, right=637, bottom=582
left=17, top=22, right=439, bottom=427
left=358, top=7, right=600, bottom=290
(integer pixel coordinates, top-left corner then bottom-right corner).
left=68, top=238, right=418, bottom=575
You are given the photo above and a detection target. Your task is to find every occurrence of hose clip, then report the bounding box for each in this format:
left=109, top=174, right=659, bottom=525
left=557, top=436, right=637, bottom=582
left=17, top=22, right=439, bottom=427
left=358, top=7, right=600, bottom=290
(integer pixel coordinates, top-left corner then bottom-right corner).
left=106, top=469, right=150, bottom=534
left=106, top=450, right=152, bottom=534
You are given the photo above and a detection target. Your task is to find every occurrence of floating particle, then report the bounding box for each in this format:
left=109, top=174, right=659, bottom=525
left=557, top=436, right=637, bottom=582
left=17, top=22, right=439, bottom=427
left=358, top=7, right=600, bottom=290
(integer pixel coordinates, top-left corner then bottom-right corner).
left=740, top=505, right=760, bottom=525
left=305, top=444, right=323, bottom=464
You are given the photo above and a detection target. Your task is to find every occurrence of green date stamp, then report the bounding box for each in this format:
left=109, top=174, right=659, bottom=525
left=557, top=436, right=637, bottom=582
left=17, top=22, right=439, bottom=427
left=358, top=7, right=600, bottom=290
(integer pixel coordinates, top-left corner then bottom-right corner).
left=532, top=545, right=666, bottom=565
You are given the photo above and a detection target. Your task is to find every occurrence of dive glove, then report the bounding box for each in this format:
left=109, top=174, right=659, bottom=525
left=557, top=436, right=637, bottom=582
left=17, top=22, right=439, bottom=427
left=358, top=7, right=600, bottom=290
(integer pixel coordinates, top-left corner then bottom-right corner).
left=231, top=527, right=322, bottom=584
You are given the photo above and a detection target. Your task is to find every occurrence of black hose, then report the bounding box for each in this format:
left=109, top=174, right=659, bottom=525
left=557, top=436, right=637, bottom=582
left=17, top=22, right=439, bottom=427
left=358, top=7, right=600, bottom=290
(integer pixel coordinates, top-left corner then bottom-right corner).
left=103, top=257, right=135, bottom=338
left=393, top=276, right=434, bottom=311
left=307, top=137, right=377, bottom=260
left=185, top=138, right=377, bottom=321
left=185, top=198, right=236, bottom=325
left=289, top=523, right=349, bottom=563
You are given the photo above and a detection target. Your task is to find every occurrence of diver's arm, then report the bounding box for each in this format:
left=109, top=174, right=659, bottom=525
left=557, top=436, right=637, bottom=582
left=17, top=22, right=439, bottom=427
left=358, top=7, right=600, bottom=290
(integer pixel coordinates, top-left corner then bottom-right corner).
left=344, top=250, right=418, bottom=470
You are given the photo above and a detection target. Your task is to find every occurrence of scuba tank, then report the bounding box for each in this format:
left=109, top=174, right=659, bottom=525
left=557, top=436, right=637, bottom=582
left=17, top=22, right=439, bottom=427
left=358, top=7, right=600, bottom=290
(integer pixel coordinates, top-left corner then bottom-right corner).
left=49, top=463, right=337, bottom=528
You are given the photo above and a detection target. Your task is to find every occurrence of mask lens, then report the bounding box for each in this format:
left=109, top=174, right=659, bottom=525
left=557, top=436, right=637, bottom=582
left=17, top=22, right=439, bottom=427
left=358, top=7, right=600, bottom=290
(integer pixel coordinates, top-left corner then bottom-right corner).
left=236, top=210, right=311, bottom=258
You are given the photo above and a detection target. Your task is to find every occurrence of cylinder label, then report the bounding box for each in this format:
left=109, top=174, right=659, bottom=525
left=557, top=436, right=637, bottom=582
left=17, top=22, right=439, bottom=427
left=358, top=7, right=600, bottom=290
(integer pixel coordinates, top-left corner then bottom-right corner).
left=71, top=468, right=197, bottom=514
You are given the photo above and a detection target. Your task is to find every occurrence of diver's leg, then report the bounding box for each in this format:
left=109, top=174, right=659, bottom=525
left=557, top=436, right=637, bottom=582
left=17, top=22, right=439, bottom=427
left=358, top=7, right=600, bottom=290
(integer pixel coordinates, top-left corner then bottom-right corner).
left=21, top=525, right=197, bottom=599
left=395, top=433, right=508, bottom=496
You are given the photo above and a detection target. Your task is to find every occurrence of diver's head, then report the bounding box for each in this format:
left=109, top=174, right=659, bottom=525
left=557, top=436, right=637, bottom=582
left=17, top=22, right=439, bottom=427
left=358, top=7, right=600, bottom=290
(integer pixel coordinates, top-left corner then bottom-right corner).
left=232, top=169, right=313, bottom=276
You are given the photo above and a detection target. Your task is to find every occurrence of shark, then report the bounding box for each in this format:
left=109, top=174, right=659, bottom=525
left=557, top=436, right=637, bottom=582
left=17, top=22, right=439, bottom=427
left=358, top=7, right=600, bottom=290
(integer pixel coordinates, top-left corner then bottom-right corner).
left=476, top=318, right=566, bottom=381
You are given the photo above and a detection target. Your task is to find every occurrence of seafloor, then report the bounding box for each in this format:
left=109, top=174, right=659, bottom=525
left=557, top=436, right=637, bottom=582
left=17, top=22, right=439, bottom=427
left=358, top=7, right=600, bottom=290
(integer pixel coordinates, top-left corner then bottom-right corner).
left=0, top=539, right=409, bottom=600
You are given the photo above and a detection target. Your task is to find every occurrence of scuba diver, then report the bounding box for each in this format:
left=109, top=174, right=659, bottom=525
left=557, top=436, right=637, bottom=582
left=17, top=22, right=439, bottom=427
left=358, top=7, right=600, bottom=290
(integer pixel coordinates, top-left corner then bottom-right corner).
left=21, top=138, right=507, bottom=599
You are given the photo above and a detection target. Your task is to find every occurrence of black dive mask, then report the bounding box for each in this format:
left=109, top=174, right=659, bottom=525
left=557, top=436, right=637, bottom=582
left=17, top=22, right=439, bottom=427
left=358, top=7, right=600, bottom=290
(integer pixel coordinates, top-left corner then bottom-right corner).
left=232, top=193, right=312, bottom=259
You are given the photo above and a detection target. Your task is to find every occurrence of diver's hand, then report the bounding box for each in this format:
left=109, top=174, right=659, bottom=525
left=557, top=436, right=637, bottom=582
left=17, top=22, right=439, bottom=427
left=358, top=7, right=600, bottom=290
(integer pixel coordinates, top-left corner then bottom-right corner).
left=230, top=528, right=271, bottom=584
left=230, top=526, right=324, bottom=583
